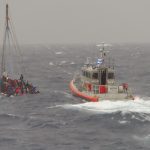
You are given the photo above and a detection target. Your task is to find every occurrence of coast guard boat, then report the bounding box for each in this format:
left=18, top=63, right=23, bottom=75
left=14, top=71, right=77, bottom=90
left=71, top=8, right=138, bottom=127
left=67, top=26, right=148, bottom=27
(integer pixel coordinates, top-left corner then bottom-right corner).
left=70, top=43, right=134, bottom=102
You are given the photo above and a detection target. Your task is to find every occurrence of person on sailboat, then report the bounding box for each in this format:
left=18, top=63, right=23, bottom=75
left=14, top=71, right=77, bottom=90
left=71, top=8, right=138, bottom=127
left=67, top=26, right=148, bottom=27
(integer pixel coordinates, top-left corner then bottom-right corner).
left=2, top=72, right=8, bottom=82
left=24, top=80, right=28, bottom=93
left=15, top=86, right=21, bottom=96
left=0, top=79, right=2, bottom=93
left=0, top=72, right=8, bottom=94
left=7, top=84, right=14, bottom=97
left=20, top=74, right=24, bottom=82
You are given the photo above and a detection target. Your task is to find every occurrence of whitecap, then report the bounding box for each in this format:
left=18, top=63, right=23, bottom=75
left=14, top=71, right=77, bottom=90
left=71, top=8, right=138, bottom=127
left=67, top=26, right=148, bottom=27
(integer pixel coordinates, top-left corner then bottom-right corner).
left=49, top=62, right=54, bottom=66
left=55, top=52, right=62, bottom=55
left=62, top=97, right=150, bottom=115
left=59, top=61, right=66, bottom=65
left=70, top=62, right=75, bottom=65
left=133, top=134, right=150, bottom=143
left=118, top=120, right=129, bottom=124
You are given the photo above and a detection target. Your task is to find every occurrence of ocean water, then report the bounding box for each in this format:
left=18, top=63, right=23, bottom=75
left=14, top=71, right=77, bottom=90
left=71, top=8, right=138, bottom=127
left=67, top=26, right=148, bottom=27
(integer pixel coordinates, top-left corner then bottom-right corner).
left=0, top=43, right=150, bottom=150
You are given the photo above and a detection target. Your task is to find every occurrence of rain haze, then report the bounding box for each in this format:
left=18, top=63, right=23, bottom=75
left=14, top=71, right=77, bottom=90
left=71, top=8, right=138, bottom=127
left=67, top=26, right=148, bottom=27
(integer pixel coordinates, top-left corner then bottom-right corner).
left=1, top=0, right=150, bottom=44
left=1, top=1, right=150, bottom=150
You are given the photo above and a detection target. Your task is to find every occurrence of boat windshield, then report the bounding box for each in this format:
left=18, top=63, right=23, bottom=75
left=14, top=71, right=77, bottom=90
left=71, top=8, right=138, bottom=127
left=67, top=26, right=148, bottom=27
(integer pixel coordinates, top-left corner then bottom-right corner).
left=108, top=72, right=114, bottom=79
left=92, top=72, right=98, bottom=79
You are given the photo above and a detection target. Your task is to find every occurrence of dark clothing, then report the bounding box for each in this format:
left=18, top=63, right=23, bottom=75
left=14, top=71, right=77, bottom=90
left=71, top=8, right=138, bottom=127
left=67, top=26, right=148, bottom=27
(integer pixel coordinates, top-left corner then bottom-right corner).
left=20, top=74, right=24, bottom=82
left=7, top=85, right=14, bottom=96
left=0, top=75, right=39, bottom=96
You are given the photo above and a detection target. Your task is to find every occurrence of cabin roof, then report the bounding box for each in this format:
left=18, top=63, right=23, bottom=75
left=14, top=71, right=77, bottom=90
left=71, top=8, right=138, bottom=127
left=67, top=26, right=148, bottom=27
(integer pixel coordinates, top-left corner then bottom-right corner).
left=82, top=65, right=114, bottom=73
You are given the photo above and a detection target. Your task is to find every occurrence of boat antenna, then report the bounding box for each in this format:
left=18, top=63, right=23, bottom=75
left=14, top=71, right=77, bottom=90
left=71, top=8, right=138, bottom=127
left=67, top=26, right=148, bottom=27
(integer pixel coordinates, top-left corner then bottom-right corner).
left=6, top=4, right=9, bottom=27
left=96, top=42, right=107, bottom=59
left=85, top=57, right=91, bottom=65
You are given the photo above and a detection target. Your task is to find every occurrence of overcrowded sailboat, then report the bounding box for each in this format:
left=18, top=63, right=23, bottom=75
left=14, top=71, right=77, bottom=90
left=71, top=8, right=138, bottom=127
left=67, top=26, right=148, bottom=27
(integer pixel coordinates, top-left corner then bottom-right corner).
left=0, top=3, right=39, bottom=97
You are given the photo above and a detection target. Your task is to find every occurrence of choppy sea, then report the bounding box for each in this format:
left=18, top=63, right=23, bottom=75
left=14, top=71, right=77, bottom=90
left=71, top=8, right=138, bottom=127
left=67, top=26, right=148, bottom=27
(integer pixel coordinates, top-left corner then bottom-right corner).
left=0, top=43, right=150, bottom=150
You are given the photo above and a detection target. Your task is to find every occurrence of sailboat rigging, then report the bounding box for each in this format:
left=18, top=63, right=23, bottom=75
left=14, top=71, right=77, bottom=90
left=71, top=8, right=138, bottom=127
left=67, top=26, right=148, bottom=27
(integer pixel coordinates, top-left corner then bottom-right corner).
left=0, top=3, right=39, bottom=96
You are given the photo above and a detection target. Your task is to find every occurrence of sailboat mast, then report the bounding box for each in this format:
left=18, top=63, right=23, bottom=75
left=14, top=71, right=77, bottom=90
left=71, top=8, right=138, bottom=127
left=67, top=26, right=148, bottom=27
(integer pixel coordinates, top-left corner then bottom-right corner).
left=1, top=3, right=9, bottom=76
left=6, top=4, right=9, bottom=28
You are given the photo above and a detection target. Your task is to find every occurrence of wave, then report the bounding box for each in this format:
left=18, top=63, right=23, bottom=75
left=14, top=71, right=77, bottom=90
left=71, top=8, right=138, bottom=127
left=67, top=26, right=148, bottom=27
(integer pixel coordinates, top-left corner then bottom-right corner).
left=0, top=113, right=20, bottom=118
left=55, top=52, right=63, bottom=55
left=53, top=90, right=73, bottom=98
left=49, top=62, right=54, bottom=66
left=59, top=61, right=67, bottom=65
left=70, top=62, right=75, bottom=65
left=61, top=97, right=150, bottom=114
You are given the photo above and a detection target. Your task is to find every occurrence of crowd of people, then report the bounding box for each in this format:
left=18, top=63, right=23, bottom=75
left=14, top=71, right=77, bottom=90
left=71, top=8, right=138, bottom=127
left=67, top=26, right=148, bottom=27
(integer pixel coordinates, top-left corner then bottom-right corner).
left=0, top=72, right=39, bottom=97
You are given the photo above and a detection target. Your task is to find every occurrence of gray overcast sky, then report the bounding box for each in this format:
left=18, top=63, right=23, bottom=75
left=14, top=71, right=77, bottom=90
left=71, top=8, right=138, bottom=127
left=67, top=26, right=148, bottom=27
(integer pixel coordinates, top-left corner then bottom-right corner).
left=1, top=0, right=150, bottom=44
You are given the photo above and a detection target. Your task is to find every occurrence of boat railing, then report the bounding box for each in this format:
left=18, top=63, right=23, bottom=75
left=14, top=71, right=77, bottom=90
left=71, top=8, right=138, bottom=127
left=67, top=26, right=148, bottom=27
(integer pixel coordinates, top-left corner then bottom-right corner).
left=81, top=81, right=131, bottom=95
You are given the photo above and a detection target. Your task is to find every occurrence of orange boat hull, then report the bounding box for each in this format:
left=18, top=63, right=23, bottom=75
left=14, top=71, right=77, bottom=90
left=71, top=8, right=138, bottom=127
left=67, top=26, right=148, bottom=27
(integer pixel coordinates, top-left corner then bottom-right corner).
left=69, top=80, right=99, bottom=102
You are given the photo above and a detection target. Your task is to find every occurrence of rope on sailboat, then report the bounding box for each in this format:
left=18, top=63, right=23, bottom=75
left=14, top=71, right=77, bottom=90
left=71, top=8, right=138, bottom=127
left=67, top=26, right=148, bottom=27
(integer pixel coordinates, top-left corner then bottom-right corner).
left=1, top=28, right=7, bottom=75
left=1, top=2, right=25, bottom=78
left=9, top=13, right=25, bottom=75
left=7, top=27, right=14, bottom=76
left=2, top=25, right=14, bottom=77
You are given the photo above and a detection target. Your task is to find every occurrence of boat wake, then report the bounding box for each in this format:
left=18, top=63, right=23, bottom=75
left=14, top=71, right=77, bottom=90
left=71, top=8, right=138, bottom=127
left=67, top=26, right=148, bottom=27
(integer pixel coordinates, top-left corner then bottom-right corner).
left=62, top=97, right=150, bottom=114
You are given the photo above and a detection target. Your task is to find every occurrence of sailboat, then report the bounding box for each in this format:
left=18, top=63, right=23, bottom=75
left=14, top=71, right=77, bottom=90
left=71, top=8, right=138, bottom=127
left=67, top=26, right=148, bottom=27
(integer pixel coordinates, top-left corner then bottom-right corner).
left=0, top=3, right=39, bottom=96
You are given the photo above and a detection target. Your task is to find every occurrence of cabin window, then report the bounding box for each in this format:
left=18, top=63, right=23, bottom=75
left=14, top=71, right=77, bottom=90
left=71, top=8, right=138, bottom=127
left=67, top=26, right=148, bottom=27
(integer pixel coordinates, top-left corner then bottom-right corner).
left=87, top=72, right=89, bottom=78
left=87, top=72, right=91, bottom=78
left=82, top=71, right=85, bottom=76
left=89, top=73, right=91, bottom=78
left=108, top=72, right=114, bottom=79
left=85, top=72, right=88, bottom=77
left=82, top=71, right=84, bottom=76
left=83, top=71, right=92, bottom=78
left=92, top=72, right=98, bottom=79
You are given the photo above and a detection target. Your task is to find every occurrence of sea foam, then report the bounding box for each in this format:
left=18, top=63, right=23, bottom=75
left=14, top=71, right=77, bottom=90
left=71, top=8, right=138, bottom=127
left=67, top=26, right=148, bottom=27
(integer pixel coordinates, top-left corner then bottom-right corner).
left=62, top=97, right=150, bottom=114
